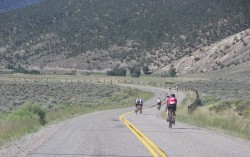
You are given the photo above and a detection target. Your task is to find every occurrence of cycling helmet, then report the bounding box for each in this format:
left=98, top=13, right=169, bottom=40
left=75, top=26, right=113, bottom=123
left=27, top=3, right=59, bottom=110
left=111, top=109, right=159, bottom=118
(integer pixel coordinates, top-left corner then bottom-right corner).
left=171, top=94, right=175, bottom=97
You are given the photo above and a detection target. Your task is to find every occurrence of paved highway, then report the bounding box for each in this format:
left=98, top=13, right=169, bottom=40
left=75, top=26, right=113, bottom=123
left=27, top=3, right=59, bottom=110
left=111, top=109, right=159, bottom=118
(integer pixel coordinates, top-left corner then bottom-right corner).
left=25, top=85, right=250, bottom=157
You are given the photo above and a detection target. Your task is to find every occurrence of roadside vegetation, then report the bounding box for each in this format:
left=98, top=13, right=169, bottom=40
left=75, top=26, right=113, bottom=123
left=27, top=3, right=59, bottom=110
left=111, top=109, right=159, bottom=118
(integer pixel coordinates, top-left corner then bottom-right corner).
left=1, top=74, right=250, bottom=144
left=177, top=91, right=250, bottom=140
left=0, top=78, right=153, bottom=146
left=6, top=65, right=40, bottom=75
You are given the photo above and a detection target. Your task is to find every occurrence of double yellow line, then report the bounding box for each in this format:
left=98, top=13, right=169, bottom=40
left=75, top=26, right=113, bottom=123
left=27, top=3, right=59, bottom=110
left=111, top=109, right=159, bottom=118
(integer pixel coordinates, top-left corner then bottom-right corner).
left=119, top=111, right=167, bottom=157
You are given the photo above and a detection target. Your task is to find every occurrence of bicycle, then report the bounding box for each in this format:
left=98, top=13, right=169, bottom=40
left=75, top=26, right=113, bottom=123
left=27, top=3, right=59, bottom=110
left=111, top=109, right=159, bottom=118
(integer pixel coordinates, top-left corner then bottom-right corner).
left=157, top=103, right=161, bottom=111
left=168, top=109, right=174, bottom=128
left=135, top=105, right=141, bottom=114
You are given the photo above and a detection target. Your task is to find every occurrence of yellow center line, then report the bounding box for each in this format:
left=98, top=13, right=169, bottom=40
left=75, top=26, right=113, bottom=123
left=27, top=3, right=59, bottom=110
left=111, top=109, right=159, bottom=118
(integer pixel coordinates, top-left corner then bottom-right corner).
left=119, top=111, right=167, bottom=157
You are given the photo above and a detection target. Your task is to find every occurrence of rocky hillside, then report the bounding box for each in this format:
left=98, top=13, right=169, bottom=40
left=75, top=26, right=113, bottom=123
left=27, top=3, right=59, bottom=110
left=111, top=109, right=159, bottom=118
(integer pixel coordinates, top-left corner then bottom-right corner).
left=0, top=0, right=249, bottom=74
left=156, top=29, right=250, bottom=80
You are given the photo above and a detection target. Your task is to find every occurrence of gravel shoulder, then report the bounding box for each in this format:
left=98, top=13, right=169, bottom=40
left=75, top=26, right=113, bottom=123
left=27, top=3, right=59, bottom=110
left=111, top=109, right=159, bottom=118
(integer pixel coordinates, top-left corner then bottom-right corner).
left=0, top=122, right=64, bottom=157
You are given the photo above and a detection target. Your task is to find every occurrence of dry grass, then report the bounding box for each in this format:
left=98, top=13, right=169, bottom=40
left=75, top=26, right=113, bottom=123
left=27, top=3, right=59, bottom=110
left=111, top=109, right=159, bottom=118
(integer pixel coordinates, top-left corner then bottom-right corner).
left=0, top=82, right=153, bottom=146
left=177, top=92, right=250, bottom=140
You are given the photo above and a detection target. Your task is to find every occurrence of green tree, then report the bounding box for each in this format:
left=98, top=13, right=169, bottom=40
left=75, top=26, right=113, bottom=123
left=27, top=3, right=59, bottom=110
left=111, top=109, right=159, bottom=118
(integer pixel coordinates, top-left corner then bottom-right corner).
left=143, top=65, right=151, bottom=75
left=168, top=65, right=177, bottom=77
left=6, top=64, right=15, bottom=69
left=106, top=67, right=126, bottom=76
left=131, top=68, right=141, bottom=77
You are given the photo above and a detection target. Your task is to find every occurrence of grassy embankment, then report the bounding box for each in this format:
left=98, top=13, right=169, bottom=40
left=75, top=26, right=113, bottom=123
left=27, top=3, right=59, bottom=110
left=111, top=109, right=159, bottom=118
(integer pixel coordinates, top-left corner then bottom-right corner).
left=177, top=91, right=250, bottom=140
left=0, top=85, right=153, bottom=146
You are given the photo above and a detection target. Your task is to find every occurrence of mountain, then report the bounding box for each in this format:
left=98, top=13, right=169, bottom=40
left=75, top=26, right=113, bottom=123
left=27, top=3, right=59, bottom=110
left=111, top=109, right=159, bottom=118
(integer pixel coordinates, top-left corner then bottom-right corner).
left=155, top=29, right=250, bottom=80
left=0, top=0, right=44, bottom=12
left=0, top=0, right=249, bottom=74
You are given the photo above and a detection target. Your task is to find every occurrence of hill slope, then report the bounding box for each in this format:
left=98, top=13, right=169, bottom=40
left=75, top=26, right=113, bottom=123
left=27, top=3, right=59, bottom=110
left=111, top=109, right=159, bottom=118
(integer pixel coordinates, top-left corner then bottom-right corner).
left=170, top=29, right=250, bottom=80
left=0, top=0, right=249, bottom=74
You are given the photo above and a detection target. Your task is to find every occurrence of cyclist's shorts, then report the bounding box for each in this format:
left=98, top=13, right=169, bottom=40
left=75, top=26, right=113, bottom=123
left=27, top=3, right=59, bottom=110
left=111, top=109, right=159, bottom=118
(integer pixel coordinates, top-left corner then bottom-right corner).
left=167, top=104, right=176, bottom=111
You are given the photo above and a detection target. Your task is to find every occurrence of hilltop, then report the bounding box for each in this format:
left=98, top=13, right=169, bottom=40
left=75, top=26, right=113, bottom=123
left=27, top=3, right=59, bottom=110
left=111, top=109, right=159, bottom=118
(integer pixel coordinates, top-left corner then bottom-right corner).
left=0, top=0, right=249, bottom=75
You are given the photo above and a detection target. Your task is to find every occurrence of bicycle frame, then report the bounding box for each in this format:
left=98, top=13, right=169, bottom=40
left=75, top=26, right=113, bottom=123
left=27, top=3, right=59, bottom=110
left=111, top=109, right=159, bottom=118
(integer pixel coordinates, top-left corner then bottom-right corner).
left=168, top=109, right=174, bottom=128
left=135, top=105, right=141, bottom=114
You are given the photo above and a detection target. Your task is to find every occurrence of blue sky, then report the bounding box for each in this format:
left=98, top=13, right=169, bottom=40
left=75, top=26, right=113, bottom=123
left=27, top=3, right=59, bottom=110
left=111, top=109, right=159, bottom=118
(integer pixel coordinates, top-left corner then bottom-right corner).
left=0, top=0, right=45, bottom=12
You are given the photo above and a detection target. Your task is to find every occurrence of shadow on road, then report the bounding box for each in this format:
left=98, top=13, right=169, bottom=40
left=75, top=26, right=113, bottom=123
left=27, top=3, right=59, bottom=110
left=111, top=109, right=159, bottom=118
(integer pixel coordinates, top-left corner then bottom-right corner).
left=171, top=127, right=202, bottom=130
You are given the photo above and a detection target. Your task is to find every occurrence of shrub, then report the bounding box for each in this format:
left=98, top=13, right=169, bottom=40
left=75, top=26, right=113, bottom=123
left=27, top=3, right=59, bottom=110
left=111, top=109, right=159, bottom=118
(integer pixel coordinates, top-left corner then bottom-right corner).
left=209, top=101, right=231, bottom=112
left=168, top=65, right=176, bottom=77
left=12, top=66, right=40, bottom=74
left=13, top=65, right=30, bottom=74
left=6, top=64, right=15, bottom=69
left=106, top=67, right=126, bottom=76
left=234, top=99, right=250, bottom=117
left=129, top=66, right=141, bottom=77
left=11, top=102, right=46, bottom=125
left=143, top=65, right=151, bottom=75
left=30, top=70, right=41, bottom=74
left=65, top=70, right=76, bottom=75
left=131, top=68, right=141, bottom=77
left=194, top=57, right=200, bottom=61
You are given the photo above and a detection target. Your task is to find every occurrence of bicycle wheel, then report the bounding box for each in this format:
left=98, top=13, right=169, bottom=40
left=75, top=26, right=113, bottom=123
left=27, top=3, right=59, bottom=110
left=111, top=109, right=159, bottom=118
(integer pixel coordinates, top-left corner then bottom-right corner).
left=135, top=106, right=138, bottom=114
left=157, top=104, right=160, bottom=111
left=169, top=110, right=173, bottom=128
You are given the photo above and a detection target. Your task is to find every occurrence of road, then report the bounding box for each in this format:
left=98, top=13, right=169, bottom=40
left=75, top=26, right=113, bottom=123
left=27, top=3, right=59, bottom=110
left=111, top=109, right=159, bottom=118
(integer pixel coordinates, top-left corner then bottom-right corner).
left=3, top=85, right=250, bottom=157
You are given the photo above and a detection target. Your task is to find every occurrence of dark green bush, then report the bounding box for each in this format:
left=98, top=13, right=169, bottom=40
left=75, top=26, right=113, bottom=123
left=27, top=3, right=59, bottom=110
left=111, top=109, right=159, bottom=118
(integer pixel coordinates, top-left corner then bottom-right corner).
left=65, top=70, right=76, bottom=75
left=12, top=66, right=40, bottom=74
left=131, top=68, right=141, bottom=77
left=168, top=65, right=176, bottom=77
left=6, top=64, right=15, bottom=69
left=129, top=66, right=141, bottom=77
left=106, top=67, right=126, bottom=76
left=30, top=70, right=41, bottom=74
left=143, top=65, right=152, bottom=75
left=13, top=65, right=30, bottom=74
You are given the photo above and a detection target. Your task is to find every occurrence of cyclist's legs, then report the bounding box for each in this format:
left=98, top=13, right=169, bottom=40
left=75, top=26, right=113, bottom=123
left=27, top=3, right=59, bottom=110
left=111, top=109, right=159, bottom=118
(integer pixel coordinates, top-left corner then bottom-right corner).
left=166, top=106, right=169, bottom=121
left=135, top=104, right=139, bottom=110
left=172, top=105, right=177, bottom=122
left=167, top=104, right=176, bottom=120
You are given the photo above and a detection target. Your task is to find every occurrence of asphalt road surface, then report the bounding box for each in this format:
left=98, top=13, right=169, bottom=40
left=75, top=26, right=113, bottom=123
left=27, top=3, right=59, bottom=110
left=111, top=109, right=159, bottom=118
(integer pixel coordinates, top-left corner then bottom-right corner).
left=14, top=85, right=250, bottom=157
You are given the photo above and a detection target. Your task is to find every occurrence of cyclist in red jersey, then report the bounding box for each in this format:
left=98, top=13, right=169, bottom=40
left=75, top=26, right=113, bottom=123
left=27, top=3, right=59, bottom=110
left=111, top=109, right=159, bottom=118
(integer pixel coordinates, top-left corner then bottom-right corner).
left=166, top=94, right=177, bottom=124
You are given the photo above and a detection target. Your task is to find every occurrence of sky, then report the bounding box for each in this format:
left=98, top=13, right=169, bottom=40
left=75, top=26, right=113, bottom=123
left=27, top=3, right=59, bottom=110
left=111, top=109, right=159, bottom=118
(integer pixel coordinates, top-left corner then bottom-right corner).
left=0, top=0, right=45, bottom=12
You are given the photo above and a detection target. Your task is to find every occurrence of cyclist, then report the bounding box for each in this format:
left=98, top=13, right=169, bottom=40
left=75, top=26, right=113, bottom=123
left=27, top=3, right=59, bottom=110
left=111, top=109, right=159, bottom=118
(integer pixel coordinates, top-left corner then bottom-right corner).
left=166, top=94, right=177, bottom=124
left=163, top=94, right=169, bottom=107
left=157, top=98, right=162, bottom=110
left=162, top=94, right=169, bottom=113
left=135, top=98, right=140, bottom=113
left=139, top=98, right=143, bottom=114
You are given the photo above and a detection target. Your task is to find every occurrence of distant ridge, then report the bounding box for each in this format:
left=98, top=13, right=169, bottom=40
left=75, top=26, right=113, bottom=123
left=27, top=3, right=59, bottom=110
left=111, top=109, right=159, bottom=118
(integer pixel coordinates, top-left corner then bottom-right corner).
left=0, top=0, right=249, bottom=75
